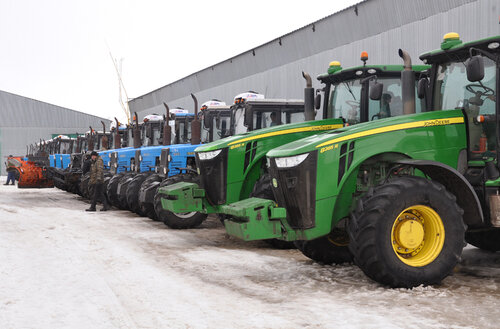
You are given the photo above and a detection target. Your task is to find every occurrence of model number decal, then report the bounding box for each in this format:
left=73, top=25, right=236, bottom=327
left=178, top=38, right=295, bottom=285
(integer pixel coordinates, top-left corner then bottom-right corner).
left=320, top=145, right=335, bottom=153
left=230, top=143, right=245, bottom=149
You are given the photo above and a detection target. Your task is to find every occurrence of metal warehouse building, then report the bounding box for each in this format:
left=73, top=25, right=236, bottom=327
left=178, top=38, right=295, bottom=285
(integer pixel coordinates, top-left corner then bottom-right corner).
left=0, top=90, right=110, bottom=174
left=129, top=0, right=500, bottom=119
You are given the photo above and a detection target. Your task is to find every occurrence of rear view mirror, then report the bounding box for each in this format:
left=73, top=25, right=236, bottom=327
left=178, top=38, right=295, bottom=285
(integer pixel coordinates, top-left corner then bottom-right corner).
left=370, top=82, right=383, bottom=100
left=417, top=78, right=428, bottom=99
left=244, top=108, right=251, bottom=127
left=314, top=93, right=322, bottom=110
left=215, top=115, right=221, bottom=129
left=466, top=55, right=484, bottom=82
left=203, top=114, right=210, bottom=129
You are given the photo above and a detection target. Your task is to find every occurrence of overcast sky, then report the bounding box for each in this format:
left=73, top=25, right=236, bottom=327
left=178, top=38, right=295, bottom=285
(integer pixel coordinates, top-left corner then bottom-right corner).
left=0, top=0, right=360, bottom=122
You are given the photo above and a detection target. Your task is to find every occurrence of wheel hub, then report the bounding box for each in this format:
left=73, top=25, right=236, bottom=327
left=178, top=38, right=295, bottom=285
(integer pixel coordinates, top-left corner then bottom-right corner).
left=391, top=205, right=445, bottom=267
left=394, top=219, right=424, bottom=250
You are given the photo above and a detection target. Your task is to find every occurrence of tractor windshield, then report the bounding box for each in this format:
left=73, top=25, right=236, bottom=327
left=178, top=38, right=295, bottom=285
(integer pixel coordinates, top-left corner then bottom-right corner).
left=434, top=56, right=497, bottom=159
left=214, top=114, right=231, bottom=140
left=60, top=140, right=72, bottom=154
left=328, top=80, right=362, bottom=125
left=368, top=77, right=424, bottom=119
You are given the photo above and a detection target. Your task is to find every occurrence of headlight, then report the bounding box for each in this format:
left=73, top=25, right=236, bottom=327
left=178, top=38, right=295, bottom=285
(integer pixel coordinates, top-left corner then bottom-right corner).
left=163, top=167, right=167, bottom=175
left=167, top=154, right=172, bottom=161
left=114, top=163, right=118, bottom=168
left=198, top=149, right=222, bottom=161
left=274, top=153, right=309, bottom=168
left=108, top=161, right=110, bottom=166
left=139, top=155, right=143, bottom=161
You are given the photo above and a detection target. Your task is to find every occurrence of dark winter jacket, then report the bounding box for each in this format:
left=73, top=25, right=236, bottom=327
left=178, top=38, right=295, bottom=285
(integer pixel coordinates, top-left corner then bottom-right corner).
left=89, top=156, right=104, bottom=185
left=6, top=160, right=17, bottom=173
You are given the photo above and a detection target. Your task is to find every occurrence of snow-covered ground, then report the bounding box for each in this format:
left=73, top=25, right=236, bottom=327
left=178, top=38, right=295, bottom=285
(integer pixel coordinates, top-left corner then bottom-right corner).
left=0, top=180, right=499, bottom=329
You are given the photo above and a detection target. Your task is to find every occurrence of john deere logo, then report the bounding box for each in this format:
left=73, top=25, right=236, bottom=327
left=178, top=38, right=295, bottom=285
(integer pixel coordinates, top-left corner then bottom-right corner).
left=272, top=178, right=278, bottom=188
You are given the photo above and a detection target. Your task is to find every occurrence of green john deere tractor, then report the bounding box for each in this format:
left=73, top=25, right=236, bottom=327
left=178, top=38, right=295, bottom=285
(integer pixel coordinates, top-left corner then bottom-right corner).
left=219, top=33, right=500, bottom=288
left=159, top=55, right=430, bottom=247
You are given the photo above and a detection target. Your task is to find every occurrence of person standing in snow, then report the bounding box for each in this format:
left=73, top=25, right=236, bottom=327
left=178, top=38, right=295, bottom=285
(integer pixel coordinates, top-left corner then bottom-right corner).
left=4, top=156, right=17, bottom=186
left=86, top=151, right=110, bottom=212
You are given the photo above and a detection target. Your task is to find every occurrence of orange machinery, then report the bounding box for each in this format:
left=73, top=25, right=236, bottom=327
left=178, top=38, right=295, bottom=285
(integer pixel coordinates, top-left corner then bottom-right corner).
left=6, top=156, right=54, bottom=188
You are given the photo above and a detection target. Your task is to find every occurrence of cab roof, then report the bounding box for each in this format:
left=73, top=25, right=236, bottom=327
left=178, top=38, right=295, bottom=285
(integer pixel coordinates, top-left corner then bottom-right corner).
left=419, top=36, right=500, bottom=64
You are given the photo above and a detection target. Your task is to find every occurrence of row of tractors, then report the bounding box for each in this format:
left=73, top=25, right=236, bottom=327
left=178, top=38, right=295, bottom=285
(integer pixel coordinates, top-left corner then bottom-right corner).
left=10, top=33, right=500, bottom=288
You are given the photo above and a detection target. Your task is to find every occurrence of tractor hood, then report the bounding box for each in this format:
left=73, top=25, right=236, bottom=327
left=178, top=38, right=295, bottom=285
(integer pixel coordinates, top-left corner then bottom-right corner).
left=268, top=109, right=465, bottom=158
left=195, top=118, right=344, bottom=152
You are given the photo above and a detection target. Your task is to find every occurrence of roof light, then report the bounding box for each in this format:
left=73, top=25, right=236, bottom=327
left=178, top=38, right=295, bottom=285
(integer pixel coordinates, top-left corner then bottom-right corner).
left=367, top=69, right=376, bottom=74
left=441, top=32, right=462, bottom=50
left=355, top=70, right=363, bottom=76
left=360, top=51, right=368, bottom=66
left=327, top=61, right=342, bottom=74
left=488, top=42, right=500, bottom=50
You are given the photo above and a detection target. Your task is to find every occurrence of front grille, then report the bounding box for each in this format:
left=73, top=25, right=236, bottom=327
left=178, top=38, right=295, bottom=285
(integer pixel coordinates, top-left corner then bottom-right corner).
left=110, top=152, right=118, bottom=174
left=196, top=148, right=228, bottom=205
left=159, top=148, right=169, bottom=176
left=134, top=150, right=141, bottom=173
left=270, top=151, right=317, bottom=229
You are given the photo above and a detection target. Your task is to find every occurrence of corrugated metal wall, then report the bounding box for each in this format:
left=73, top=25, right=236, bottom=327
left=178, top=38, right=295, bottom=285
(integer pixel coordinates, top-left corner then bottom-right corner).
left=0, top=90, right=111, bottom=174
left=129, top=0, right=500, bottom=119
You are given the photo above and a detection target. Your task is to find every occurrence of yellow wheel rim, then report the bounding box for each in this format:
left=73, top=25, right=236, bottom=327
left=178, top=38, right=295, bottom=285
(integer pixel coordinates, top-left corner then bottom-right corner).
left=391, top=205, right=445, bottom=267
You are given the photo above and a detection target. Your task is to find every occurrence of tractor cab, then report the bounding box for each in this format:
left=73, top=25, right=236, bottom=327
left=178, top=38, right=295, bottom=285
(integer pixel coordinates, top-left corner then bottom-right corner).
left=141, top=114, right=164, bottom=147
left=200, top=100, right=231, bottom=143
left=318, top=57, right=429, bottom=126
left=231, top=92, right=306, bottom=135
left=173, top=112, right=195, bottom=144
left=420, top=33, right=500, bottom=226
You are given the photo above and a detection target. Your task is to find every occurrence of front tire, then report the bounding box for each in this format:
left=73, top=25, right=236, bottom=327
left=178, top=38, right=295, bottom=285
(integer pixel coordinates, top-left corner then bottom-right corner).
left=295, top=229, right=352, bottom=264
left=348, top=176, right=465, bottom=288
left=154, top=173, right=208, bottom=229
left=126, top=172, right=152, bottom=215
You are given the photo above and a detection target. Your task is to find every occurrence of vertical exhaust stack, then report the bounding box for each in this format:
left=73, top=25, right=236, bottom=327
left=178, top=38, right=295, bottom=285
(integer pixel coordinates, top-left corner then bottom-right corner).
left=133, top=112, right=142, bottom=148
left=399, top=49, right=416, bottom=115
left=190, top=93, right=201, bottom=145
left=303, top=71, right=315, bottom=121
left=163, top=102, right=172, bottom=146
left=101, top=121, right=109, bottom=150
left=114, top=118, right=122, bottom=149
left=88, top=126, right=95, bottom=151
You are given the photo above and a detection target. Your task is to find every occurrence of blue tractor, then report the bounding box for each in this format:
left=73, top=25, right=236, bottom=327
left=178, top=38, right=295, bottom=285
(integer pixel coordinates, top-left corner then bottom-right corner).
left=151, top=92, right=307, bottom=229
left=133, top=97, right=231, bottom=219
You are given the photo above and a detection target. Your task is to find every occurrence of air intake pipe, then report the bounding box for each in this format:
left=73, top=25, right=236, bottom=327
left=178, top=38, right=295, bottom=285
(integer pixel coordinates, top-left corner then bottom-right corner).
left=399, top=49, right=416, bottom=115
left=133, top=112, right=141, bottom=148
left=191, top=93, right=201, bottom=145
left=303, top=71, right=315, bottom=121
left=163, top=102, right=172, bottom=146
left=101, top=120, right=109, bottom=150
left=88, top=126, right=95, bottom=151
left=114, top=117, right=122, bottom=149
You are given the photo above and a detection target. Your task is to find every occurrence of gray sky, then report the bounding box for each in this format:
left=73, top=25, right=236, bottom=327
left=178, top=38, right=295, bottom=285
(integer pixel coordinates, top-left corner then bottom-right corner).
left=0, top=0, right=360, bottom=122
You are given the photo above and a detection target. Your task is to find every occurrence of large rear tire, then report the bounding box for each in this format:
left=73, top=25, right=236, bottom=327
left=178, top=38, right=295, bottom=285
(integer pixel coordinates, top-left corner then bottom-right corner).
left=126, top=172, right=152, bottom=215
left=106, top=173, right=126, bottom=207
left=465, top=228, right=500, bottom=252
left=139, top=173, right=162, bottom=220
left=154, top=173, right=208, bottom=229
left=251, top=174, right=295, bottom=250
left=348, top=176, right=465, bottom=288
left=116, top=173, right=136, bottom=210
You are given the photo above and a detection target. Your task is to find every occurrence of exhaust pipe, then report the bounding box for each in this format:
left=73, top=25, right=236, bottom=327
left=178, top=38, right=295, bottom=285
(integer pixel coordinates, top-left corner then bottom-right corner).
left=114, top=118, right=122, bottom=149
left=303, top=71, right=315, bottom=121
left=101, top=121, right=109, bottom=150
left=88, top=126, right=95, bottom=151
left=133, top=112, right=141, bottom=148
left=163, top=102, right=172, bottom=146
left=191, top=93, right=201, bottom=145
left=398, top=49, right=416, bottom=115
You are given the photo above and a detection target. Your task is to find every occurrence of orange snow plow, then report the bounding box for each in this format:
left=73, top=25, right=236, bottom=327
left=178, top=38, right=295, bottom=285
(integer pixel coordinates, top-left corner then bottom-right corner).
left=7, top=156, right=54, bottom=188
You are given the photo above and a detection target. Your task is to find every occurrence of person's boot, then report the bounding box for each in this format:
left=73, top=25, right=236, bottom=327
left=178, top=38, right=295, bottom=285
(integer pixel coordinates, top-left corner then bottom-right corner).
left=86, top=207, right=96, bottom=212
left=100, top=205, right=110, bottom=211
left=3, top=183, right=9, bottom=186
